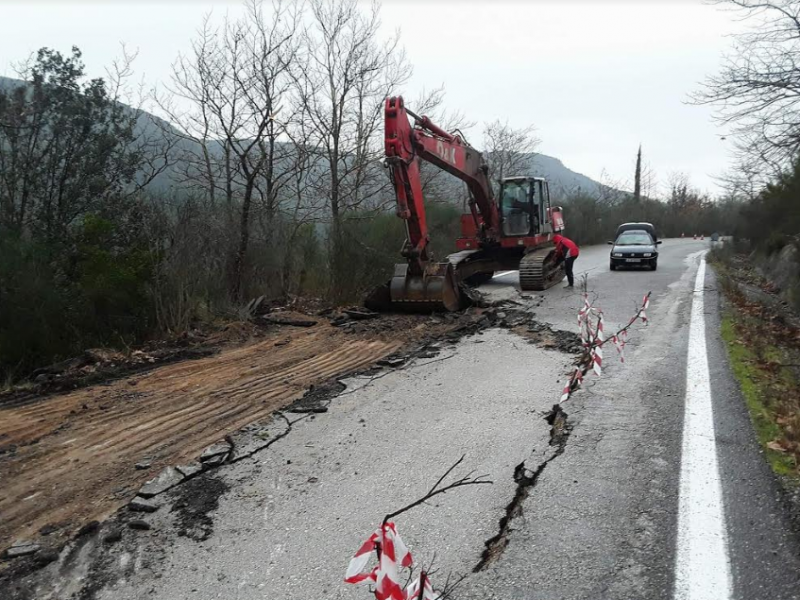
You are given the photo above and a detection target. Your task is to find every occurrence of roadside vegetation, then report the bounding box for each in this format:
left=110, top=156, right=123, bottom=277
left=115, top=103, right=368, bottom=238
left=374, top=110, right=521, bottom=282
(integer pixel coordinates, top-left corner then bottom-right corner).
left=712, top=252, right=800, bottom=478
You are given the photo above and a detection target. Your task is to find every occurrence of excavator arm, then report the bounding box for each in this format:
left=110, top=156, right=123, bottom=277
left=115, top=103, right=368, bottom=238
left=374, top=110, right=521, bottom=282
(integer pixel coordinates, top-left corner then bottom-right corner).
left=384, top=96, right=500, bottom=275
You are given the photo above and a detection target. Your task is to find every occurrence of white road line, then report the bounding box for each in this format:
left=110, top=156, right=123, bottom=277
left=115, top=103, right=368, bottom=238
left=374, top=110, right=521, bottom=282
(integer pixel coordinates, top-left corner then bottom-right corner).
left=493, top=270, right=515, bottom=278
left=674, top=257, right=733, bottom=600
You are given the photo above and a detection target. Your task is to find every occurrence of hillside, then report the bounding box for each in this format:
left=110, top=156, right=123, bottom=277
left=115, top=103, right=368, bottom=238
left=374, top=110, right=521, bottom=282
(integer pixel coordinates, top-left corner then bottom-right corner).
left=0, top=75, right=608, bottom=200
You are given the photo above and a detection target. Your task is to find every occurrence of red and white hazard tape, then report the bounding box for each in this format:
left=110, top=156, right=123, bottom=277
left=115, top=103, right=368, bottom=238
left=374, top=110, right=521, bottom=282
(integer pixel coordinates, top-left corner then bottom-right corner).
left=560, top=292, right=650, bottom=404
left=404, top=572, right=438, bottom=600
left=345, top=522, right=438, bottom=600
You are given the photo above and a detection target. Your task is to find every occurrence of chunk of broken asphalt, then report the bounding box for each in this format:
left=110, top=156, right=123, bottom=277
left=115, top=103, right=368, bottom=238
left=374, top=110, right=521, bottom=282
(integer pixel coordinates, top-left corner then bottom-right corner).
left=289, top=406, right=328, bottom=414
left=138, top=466, right=185, bottom=498
left=103, top=528, right=122, bottom=544
left=77, top=521, right=100, bottom=537
left=377, top=357, right=406, bottom=368
left=200, top=442, right=231, bottom=462
left=3, top=541, right=40, bottom=559
left=200, top=453, right=227, bottom=468
left=129, top=496, right=160, bottom=513
left=128, top=520, right=151, bottom=531
left=176, top=462, right=204, bottom=478
left=34, top=549, right=59, bottom=566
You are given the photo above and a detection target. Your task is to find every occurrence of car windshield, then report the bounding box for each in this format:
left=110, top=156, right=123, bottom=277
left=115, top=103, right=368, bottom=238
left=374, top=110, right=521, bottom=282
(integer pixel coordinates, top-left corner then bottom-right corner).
left=616, top=231, right=653, bottom=246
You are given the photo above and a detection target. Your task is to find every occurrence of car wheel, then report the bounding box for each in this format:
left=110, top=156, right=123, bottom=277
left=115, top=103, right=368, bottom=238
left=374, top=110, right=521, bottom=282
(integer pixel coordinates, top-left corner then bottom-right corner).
left=650, top=260, right=658, bottom=271
left=610, top=261, right=616, bottom=271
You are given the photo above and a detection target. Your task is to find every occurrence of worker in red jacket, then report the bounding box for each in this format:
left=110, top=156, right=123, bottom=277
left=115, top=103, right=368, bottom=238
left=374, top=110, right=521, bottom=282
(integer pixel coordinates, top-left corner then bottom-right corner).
left=552, top=234, right=580, bottom=288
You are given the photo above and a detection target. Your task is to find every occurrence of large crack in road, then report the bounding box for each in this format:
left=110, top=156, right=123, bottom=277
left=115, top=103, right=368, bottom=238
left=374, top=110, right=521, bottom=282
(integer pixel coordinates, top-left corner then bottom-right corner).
left=475, top=403, right=573, bottom=572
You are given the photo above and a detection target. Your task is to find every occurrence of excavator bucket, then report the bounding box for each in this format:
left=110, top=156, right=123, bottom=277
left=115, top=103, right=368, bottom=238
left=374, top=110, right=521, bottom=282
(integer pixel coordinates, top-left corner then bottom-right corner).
left=390, top=262, right=461, bottom=312
left=364, top=262, right=462, bottom=312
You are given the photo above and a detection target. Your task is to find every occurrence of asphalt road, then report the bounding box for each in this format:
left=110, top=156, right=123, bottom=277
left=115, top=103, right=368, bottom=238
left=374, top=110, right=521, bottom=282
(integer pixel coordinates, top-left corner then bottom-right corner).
left=95, top=239, right=800, bottom=600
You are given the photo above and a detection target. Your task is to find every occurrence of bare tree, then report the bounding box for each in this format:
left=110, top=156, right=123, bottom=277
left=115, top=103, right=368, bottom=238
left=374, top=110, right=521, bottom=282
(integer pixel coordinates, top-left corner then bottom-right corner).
left=693, top=0, right=800, bottom=185
left=294, top=0, right=411, bottom=293
left=482, top=119, right=541, bottom=185
left=159, top=0, right=301, bottom=301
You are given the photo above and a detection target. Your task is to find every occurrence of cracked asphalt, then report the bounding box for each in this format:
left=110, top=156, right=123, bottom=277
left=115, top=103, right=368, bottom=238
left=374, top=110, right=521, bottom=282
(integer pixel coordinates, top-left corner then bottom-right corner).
left=88, top=239, right=800, bottom=599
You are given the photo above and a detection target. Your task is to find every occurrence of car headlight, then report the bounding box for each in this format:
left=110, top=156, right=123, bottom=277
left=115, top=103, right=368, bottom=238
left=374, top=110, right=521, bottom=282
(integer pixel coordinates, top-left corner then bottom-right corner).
left=613, top=253, right=622, bottom=257
left=643, top=253, right=652, bottom=257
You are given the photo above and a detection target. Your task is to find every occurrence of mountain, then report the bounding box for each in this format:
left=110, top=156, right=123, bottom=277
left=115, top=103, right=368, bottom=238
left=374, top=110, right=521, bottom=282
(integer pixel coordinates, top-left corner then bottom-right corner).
left=528, top=154, right=604, bottom=198
left=0, top=75, right=609, bottom=200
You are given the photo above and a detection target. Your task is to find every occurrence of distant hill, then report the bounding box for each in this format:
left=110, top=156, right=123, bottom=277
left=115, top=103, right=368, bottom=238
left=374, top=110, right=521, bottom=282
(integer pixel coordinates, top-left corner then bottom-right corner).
left=528, top=154, right=604, bottom=198
left=0, top=75, right=611, bottom=201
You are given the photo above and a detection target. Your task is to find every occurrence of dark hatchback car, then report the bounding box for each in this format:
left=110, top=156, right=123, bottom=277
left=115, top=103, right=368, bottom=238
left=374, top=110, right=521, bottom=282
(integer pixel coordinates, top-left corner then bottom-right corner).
left=608, top=229, right=661, bottom=271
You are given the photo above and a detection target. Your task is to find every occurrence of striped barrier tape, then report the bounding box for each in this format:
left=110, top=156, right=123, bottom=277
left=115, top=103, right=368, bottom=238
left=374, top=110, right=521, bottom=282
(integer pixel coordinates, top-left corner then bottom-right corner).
left=345, top=521, right=413, bottom=600
left=560, top=292, right=650, bottom=404
left=404, top=572, right=439, bottom=600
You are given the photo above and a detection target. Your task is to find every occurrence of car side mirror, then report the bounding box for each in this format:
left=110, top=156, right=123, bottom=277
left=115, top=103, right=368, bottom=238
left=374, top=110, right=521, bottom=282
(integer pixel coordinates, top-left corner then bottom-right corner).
left=656, top=241, right=662, bottom=245
left=607, top=241, right=613, bottom=245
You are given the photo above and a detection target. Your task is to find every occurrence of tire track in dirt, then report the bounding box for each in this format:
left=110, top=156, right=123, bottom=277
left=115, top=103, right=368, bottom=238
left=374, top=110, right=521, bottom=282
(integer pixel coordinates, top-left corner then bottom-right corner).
left=0, top=327, right=401, bottom=547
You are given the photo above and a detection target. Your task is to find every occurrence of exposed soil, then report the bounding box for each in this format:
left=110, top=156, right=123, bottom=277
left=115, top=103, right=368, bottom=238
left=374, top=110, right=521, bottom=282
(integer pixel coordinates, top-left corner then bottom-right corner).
left=0, top=307, right=502, bottom=559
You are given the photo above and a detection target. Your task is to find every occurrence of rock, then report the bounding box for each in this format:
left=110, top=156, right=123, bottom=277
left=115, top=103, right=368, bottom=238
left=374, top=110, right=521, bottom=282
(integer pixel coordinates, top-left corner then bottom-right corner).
left=200, top=442, right=231, bottom=462
left=138, top=466, right=185, bottom=498
left=201, top=453, right=227, bottom=468
left=77, top=521, right=100, bottom=537
left=128, top=520, right=151, bottom=531
left=129, top=497, right=161, bottom=513
left=38, top=524, right=58, bottom=536
left=4, top=541, right=40, bottom=558
left=135, top=459, right=153, bottom=470
left=176, top=462, right=204, bottom=478
left=307, top=476, right=319, bottom=483
left=377, top=357, right=406, bottom=368
left=103, top=528, right=122, bottom=544
left=34, top=548, right=59, bottom=566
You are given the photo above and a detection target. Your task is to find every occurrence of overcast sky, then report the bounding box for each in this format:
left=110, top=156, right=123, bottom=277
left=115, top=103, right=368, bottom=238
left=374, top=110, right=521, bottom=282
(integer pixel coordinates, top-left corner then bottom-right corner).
left=0, top=0, right=744, bottom=195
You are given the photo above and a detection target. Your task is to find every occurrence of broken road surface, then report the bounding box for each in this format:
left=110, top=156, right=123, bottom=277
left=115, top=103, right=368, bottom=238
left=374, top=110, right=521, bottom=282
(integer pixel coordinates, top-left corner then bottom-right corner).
left=5, top=239, right=800, bottom=600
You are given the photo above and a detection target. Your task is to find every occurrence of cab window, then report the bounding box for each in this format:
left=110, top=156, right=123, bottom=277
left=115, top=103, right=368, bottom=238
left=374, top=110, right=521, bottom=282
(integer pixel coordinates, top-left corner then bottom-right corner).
left=501, top=183, right=531, bottom=236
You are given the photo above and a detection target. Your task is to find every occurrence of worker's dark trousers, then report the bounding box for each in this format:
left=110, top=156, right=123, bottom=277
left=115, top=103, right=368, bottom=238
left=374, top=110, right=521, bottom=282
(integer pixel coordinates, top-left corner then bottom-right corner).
left=565, top=256, right=576, bottom=286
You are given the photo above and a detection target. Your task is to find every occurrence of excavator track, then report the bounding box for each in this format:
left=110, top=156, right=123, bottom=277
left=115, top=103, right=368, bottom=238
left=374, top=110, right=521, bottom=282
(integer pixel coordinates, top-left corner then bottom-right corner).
left=519, top=246, right=565, bottom=291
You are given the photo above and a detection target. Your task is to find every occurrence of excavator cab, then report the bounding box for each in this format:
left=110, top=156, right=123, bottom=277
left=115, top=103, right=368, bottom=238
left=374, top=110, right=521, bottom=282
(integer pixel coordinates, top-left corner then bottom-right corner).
left=498, top=177, right=549, bottom=238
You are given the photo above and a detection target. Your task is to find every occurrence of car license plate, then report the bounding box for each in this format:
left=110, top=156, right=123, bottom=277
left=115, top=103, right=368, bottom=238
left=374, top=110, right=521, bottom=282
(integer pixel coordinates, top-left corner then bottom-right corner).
left=625, top=258, right=640, bottom=263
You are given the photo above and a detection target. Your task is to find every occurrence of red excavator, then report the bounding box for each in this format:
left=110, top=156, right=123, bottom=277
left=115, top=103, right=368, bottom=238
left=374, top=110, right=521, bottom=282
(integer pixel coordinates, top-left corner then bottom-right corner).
left=374, top=96, right=566, bottom=312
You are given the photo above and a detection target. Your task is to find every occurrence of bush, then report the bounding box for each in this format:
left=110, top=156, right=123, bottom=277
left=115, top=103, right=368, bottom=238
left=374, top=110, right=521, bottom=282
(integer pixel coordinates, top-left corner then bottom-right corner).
left=0, top=216, right=156, bottom=381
